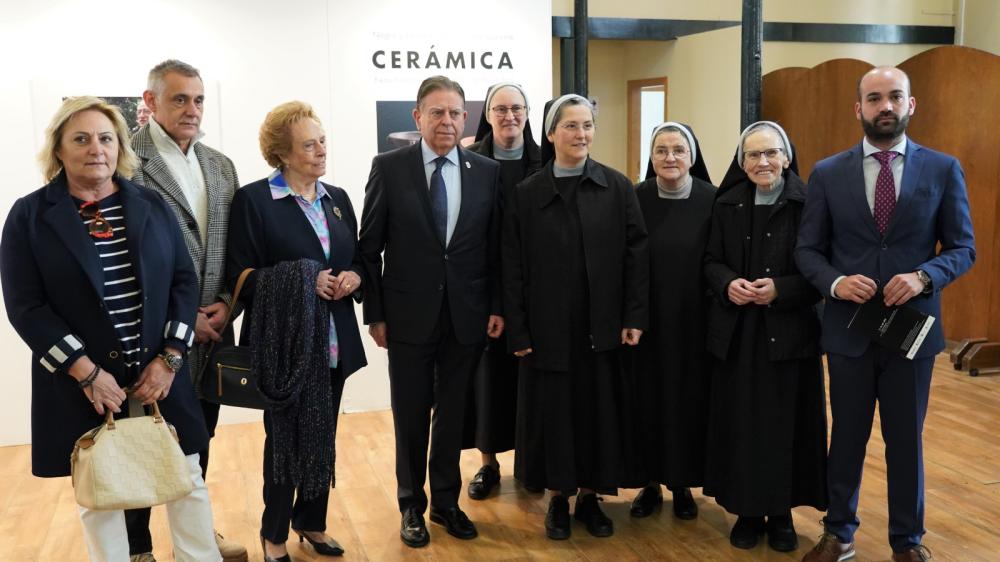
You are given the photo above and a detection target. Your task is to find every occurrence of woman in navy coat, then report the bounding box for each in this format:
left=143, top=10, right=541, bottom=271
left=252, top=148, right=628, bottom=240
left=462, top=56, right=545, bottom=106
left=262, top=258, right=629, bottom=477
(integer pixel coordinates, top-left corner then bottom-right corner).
left=0, top=96, right=219, bottom=561
left=227, top=101, right=366, bottom=562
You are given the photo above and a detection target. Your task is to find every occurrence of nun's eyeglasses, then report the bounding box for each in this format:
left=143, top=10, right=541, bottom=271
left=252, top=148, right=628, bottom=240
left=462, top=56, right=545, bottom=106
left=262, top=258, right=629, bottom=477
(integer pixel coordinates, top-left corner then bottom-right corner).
left=491, top=105, right=526, bottom=117
left=559, top=122, right=594, bottom=132
left=743, top=148, right=784, bottom=162
left=653, top=147, right=689, bottom=159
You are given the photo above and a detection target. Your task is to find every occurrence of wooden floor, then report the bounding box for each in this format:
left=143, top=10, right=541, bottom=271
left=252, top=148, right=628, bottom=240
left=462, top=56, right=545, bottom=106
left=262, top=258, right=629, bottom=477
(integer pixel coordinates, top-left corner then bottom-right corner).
left=1, top=353, right=998, bottom=562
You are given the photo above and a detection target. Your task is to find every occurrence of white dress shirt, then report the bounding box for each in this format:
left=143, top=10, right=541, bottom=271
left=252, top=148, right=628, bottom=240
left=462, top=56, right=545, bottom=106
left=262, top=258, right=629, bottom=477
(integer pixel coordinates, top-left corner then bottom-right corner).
left=149, top=119, right=209, bottom=244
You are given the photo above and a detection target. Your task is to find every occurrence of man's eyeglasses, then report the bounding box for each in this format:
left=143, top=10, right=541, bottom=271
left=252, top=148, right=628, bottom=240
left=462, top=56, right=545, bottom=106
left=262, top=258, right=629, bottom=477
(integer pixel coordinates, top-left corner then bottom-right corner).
left=743, top=147, right=784, bottom=162
left=491, top=105, right=526, bottom=117
left=79, top=201, right=113, bottom=239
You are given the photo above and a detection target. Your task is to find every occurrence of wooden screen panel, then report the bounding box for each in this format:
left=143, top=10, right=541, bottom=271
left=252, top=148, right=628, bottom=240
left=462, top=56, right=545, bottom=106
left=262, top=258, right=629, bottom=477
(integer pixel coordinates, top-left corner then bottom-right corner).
left=762, top=58, right=872, bottom=180
left=901, top=47, right=1000, bottom=342
left=761, top=47, right=1000, bottom=342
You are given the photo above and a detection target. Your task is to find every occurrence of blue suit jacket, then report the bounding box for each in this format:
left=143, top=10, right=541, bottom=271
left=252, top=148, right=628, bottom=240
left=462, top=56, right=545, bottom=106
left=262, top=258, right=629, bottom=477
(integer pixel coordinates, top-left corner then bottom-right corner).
left=795, top=139, right=975, bottom=358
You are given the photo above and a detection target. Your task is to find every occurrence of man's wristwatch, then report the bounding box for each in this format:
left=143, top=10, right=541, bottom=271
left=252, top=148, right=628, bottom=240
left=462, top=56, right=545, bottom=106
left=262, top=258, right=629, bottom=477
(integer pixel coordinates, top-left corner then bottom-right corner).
left=914, top=269, right=933, bottom=294
left=158, top=351, right=184, bottom=373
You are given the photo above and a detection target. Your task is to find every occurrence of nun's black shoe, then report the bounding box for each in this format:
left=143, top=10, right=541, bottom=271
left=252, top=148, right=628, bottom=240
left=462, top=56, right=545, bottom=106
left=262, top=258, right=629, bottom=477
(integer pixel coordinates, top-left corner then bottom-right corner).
left=729, top=516, right=766, bottom=549
left=629, top=485, right=662, bottom=518
left=468, top=463, right=501, bottom=500
left=574, top=494, right=613, bottom=537
left=766, top=514, right=799, bottom=552
left=671, top=488, right=698, bottom=520
left=545, top=495, right=571, bottom=540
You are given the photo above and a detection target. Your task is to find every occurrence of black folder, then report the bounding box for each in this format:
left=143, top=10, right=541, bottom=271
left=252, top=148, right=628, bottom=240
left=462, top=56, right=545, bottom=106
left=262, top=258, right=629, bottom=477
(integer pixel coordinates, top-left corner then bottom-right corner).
left=847, top=299, right=936, bottom=360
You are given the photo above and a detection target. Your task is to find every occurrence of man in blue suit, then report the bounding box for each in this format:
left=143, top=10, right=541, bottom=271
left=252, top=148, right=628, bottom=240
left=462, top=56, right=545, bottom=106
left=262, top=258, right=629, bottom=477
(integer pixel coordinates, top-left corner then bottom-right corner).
left=796, top=66, right=975, bottom=562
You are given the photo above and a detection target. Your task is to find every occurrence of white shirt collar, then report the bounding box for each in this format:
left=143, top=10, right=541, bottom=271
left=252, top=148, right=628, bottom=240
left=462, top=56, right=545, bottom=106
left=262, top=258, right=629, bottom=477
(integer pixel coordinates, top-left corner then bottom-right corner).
left=420, top=139, right=459, bottom=167
left=862, top=135, right=907, bottom=157
left=148, top=117, right=205, bottom=156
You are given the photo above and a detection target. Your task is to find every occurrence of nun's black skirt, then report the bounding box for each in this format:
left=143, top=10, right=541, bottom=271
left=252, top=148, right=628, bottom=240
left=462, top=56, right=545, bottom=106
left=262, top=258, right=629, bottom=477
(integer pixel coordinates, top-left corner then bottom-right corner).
left=513, top=346, right=641, bottom=495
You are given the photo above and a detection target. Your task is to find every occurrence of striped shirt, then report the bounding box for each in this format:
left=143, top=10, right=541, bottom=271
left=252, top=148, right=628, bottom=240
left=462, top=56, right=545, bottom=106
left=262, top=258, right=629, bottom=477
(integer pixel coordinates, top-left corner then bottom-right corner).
left=76, top=192, right=143, bottom=378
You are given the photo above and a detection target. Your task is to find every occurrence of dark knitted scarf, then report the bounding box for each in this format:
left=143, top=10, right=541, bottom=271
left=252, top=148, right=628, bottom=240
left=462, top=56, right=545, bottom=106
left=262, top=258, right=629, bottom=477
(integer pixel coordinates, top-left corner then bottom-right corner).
left=250, top=258, right=333, bottom=499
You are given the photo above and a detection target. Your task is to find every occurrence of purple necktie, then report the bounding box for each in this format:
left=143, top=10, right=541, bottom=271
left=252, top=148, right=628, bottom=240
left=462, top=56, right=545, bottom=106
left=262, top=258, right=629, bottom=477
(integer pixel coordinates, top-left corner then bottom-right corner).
left=872, top=151, right=898, bottom=235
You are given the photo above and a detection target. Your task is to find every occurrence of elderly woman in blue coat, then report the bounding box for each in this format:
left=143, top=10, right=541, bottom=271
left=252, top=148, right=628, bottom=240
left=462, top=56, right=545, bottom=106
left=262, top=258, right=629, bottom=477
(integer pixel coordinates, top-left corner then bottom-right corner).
left=0, top=96, right=219, bottom=561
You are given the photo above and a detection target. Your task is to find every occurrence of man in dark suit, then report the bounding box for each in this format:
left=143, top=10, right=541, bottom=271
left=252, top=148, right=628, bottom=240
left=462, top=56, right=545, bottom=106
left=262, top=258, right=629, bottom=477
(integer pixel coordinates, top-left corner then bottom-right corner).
left=128, top=59, right=246, bottom=562
left=359, top=75, right=503, bottom=548
left=796, top=66, right=975, bottom=562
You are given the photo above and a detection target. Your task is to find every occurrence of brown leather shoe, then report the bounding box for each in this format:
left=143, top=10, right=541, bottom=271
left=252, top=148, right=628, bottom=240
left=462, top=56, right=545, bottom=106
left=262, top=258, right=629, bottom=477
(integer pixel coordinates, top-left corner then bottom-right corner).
left=891, top=545, right=933, bottom=561
left=216, top=530, right=248, bottom=562
left=801, top=532, right=855, bottom=562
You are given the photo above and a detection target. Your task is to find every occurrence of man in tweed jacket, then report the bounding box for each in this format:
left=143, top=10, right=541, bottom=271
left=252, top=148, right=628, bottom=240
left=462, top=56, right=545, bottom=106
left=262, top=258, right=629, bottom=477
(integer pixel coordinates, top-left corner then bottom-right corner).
left=128, top=59, right=246, bottom=562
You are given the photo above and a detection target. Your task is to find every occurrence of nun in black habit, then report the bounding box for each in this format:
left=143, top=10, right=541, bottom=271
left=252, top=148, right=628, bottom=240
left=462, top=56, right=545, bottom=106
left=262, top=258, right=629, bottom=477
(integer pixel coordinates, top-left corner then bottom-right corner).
left=461, top=83, right=543, bottom=500
left=702, top=121, right=827, bottom=553
left=628, top=122, right=715, bottom=521
left=503, top=94, right=649, bottom=540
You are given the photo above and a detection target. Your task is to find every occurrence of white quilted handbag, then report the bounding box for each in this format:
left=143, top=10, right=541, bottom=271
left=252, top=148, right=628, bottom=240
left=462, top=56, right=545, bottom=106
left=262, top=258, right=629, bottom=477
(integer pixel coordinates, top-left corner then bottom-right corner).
left=71, top=400, right=194, bottom=510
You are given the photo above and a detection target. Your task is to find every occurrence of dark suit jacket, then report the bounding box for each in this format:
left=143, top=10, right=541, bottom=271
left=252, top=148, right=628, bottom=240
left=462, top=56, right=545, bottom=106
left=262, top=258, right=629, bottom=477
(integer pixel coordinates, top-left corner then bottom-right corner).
left=795, top=139, right=976, bottom=358
left=502, top=159, right=649, bottom=371
left=704, top=172, right=821, bottom=361
left=226, top=178, right=367, bottom=377
left=358, top=142, right=502, bottom=346
left=0, top=174, right=208, bottom=477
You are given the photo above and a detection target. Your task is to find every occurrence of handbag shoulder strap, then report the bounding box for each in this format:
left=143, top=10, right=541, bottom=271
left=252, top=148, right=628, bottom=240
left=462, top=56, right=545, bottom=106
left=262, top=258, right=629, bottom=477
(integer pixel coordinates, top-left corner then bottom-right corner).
left=197, top=268, right=253, bottom=380
left=218, top=268, right=254, bottom=333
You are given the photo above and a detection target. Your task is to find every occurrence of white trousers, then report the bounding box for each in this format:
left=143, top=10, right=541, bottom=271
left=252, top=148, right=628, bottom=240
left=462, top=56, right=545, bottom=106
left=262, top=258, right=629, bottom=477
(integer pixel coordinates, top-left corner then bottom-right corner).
left=78, top=453, right=222, bottom=562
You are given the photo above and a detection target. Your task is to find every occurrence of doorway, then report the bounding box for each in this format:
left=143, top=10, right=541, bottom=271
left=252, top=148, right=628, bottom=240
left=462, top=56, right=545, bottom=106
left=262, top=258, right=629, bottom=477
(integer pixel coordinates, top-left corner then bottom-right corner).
left=627, top=77, right=668, bottom=183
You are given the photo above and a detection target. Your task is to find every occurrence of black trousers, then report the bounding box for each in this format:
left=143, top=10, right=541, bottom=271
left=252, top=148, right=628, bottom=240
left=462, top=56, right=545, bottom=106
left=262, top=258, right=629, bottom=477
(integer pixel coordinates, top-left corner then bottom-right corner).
left=260, top=368, right=345, bottom=544
left=126, top=398, right=220, bottom=554
left=388, top=299, right=484, bottom=513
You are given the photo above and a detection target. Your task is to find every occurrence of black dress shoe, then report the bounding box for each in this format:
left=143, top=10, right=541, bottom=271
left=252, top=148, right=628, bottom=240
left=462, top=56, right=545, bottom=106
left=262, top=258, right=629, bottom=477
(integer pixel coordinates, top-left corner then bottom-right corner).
left=574, top=494, right=614, bottom=537
left=468, top=463, right=501, bottom=500
left=730, top=516, right=766, bottom=549
left=629, top=485, right=663, bottom=518
left=766, top=514, right=799, bottom=552
left=545, top=494, right=571, bottom=540
left=399, top=508, right=429, bottom=548
left=260, top=536, right=291, bottom=562
left=671, top=488, right=698, bottom=520
left=429, top=505, right=478, bottom=540
left=293, top=529, right=345, bottom=556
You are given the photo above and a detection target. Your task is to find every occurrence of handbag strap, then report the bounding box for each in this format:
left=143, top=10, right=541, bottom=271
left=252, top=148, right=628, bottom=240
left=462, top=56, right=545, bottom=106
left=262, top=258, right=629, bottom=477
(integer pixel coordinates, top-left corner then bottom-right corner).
left=197, top=268, right=254, bottom=380
left=219, top=268, right=255, bottom=333
left=104, top=399, right=163, bottom=429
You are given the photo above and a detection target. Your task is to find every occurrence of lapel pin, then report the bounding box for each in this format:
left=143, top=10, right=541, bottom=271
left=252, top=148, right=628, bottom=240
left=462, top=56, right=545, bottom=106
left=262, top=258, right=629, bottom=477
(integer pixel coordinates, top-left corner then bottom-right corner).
left=333, top=206, right=343, bottom=220
left=465, top=161, right=471, bottom=169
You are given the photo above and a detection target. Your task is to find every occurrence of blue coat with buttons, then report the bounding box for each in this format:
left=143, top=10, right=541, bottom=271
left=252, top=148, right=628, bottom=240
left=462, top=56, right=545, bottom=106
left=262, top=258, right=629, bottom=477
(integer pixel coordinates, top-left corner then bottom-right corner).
left=0, top=173, right=209, bottom=477
left=703, top=171, right=822, bottom=362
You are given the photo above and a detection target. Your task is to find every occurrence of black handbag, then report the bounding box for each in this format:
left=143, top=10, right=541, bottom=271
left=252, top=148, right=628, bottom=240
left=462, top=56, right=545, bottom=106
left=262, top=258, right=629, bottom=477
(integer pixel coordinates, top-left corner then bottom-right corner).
left=199, top=268, right=267, bottom=410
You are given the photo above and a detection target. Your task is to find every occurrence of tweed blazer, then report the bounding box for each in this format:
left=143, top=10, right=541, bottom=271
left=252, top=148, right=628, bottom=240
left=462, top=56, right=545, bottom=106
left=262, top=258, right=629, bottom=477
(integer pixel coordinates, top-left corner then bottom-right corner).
left=131, top=125, right=240, bottom=390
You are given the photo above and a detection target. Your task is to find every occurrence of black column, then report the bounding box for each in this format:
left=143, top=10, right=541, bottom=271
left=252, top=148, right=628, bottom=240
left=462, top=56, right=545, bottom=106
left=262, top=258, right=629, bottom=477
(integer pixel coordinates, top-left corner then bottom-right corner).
left=573, top=0, right=588, bottom=97
left=741, top=0, right=763, bottom=129
left=560, top=38, right=575, bottom=95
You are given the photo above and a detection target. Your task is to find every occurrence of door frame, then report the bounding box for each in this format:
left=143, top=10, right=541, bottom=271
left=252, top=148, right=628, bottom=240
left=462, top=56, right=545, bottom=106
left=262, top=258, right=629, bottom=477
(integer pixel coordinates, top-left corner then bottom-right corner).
left=627, top=77, right=669, bottom=182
